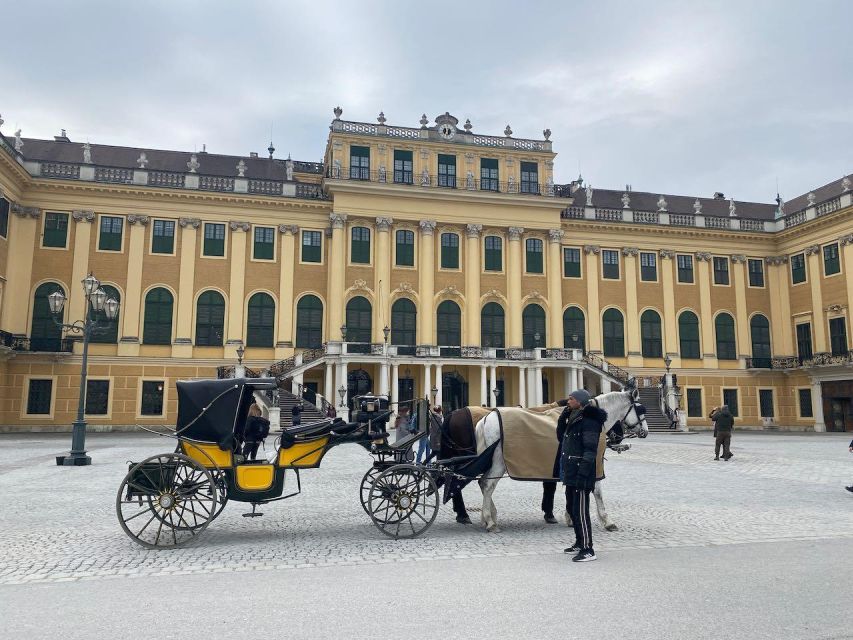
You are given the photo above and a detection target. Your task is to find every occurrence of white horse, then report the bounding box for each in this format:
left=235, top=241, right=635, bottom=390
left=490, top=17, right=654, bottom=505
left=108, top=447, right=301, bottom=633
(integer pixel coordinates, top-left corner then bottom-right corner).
left=473, top=388, right=649, bottom=533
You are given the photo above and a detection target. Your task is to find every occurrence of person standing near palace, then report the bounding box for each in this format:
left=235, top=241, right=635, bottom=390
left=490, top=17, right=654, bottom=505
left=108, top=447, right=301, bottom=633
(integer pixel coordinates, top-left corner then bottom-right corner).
left=846, top=437, right=853, bottom=493
left=709, top=405, right=735, bottom=460
left=291, top=401, right=303, bottom=427
left=560, top=389, right=608, bottom=562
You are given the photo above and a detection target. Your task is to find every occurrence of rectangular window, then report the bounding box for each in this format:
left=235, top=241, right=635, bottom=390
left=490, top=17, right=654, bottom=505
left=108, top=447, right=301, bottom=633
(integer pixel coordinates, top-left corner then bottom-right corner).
left=798, top=388, right=813, bottom=418
left=26, top=379, right=53, bottom=415
left=480, top=158, right=499, bottom=192
left=203, top=223, right=225, bottom=257
left=677, top=254, right=694, bottom=283
left=0, top=197, right=8, bottom=238
left=440, top=233, right=459, bottom=269
left=759, top=389, right=774, bottom=418
left=43, top=212, right=69, bottom=248
left=748, top=258, right=765, bottom=287
left=520, top=162, right=539, bottom=194
left=526, top=238, right=543, bottom=274
left=395, top=230, right=414, bottom=266
left=393, top=150, right=413, bottom=185
left=686, top=388, right=703, bottom=418
left=484, top=236, right=502, bottom=272
left=791, top=253, right=806, bottom=284
left=563, top=248, right=581, bottom=278
left=602, top=250, right=620, bottom=279
left=796, top=323, right=813, bottom=361
left=152, top=219, right=175, bottom=254
left=141, top=380, right=165, bottom=416
left=437, top=154, right=456, bottom=188
left=349, top=145, right=370, bottom=180
left=85, top=380, right=110, bottom=415
left=253, top=226, right=275, bottom=260
left=301, top=230, right=322, bottom=263
left=823, top=243, right=840, bottom=276
left=350, top=226, right=370, bottom=264
left=829, top=317, right=848, bottom=356
left=713, top=256, right=729, bottom=285
left=722, top=389, right=739, bottom=417
left=98, top=215, right=123, bottom=251
left=640, top=252, right=657, bottom=281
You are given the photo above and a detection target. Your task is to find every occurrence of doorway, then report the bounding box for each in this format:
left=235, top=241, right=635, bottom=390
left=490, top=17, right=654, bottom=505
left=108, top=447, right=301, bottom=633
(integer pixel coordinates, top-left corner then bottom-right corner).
left=822, top=380, right=853, bottom=432
left=441, top=371, right=469, bottom=413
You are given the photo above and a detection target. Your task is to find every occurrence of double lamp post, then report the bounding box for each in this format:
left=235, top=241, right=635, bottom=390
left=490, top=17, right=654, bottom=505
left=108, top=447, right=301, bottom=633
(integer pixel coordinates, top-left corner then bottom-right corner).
left=52, top=274, right=120, bottom=466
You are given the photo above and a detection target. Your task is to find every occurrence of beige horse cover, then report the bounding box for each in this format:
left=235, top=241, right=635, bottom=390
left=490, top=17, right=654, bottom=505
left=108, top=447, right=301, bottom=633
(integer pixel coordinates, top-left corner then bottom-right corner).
left=494, top=404, right=606, bottom=482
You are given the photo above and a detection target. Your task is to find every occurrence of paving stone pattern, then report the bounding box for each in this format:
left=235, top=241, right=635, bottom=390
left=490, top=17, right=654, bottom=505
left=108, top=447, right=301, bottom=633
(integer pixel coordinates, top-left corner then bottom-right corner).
left=1, top=432, right=851, bottom=585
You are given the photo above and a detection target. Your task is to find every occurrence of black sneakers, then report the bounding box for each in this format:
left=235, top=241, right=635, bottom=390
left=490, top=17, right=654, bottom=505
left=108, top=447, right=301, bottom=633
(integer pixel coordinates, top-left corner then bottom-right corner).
left=455, top=514, right=472, bottom=524
left=544, top=513, right=558, bottom=524
left=572, top=549, right=597, bottom=562
left=563, top=543, right=581, bottom=554
left=845, top=486, right=853, bottom=493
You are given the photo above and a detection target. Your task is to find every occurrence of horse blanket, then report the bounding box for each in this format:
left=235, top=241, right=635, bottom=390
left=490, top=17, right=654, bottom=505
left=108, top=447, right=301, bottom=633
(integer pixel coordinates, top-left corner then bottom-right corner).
left=494, top=405, right=607, bottom=481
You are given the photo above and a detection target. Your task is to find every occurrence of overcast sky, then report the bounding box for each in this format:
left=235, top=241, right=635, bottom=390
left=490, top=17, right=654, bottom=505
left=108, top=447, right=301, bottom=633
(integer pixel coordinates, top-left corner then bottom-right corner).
left=2, top=0, right=850, bottom=203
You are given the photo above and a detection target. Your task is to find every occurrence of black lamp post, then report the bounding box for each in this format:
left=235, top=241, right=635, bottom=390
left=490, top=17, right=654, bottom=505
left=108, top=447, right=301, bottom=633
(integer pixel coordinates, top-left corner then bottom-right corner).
left=51, top=273, right=120, bottom=466
left=383, top=325, right=390, bottom=343
left=664, top=354, right=672, bottom=373
left=534, top=331, right=541, bottom=348
left=236, top=344, right=245, bottom=366
left=430, top=385, right=438, bottom=406
left=338, top=384, right=347, bottom=408
left=340, top=324, right=347, bottom=341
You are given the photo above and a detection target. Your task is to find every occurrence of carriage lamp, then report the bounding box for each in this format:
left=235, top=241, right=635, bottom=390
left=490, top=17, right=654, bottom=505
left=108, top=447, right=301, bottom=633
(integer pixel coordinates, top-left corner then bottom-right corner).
left=340, top=324, right=348, bottom=341
left=338, top=385, right=347, bottom=407
left=48, top=290, right=66, bottom=315
left=383, top=325, right=390, bottom=343
left=236, top=344, right=245, bottom=365
left=664, top=354, right=673, bottom=372
left=81, top=273, right=100, bottom=296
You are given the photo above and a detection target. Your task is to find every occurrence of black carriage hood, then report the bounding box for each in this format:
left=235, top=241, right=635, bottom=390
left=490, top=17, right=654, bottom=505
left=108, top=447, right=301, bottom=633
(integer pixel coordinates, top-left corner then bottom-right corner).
left=176, top=378, right=277, bottom=449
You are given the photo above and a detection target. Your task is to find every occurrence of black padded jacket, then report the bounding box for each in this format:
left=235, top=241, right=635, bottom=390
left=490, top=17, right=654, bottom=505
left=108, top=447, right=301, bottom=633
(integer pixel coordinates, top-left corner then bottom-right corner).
left=560, top=404, right=608, bottom=490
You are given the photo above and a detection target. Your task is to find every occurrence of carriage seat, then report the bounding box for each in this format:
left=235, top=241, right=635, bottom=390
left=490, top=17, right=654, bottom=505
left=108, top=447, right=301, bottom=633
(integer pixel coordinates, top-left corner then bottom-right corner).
left=283, top=418, right=343, bottom=438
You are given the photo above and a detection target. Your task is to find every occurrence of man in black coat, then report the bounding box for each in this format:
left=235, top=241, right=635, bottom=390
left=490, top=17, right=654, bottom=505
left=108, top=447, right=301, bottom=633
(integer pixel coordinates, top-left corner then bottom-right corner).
left=846, top=438, right=853, bottom=493
left=560, top=389, right=608, bottom=562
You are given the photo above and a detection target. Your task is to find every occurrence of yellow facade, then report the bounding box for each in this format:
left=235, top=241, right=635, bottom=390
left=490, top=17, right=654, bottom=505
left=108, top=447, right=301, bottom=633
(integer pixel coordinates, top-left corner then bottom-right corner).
left=0, top=111, right=851, bottom=433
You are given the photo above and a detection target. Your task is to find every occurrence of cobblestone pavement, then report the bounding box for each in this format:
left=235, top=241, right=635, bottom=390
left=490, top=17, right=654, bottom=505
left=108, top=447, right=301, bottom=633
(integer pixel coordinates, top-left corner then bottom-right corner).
left=0, top=431, right=851, bottom=585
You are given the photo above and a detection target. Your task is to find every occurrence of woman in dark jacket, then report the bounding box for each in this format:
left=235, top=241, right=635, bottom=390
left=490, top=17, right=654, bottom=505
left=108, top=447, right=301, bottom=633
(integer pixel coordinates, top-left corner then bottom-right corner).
left=560, top=389, right=608, bottom=562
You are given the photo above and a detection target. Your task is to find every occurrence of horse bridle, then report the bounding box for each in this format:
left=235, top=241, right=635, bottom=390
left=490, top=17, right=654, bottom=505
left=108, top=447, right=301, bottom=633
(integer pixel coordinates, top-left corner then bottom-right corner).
left=591, top=394, right=647, bottom=438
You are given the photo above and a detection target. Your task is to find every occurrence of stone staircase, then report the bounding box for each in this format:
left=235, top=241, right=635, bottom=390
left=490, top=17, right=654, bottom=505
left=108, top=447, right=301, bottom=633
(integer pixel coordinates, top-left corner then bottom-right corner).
left=276, top=389, right=326, bottom=430
left=637, top=386, right=675, bottom=432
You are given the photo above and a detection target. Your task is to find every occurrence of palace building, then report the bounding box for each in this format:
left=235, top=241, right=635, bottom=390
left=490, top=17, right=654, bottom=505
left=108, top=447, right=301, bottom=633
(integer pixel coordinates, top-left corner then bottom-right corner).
left=0, top=109, right=850, bottom=433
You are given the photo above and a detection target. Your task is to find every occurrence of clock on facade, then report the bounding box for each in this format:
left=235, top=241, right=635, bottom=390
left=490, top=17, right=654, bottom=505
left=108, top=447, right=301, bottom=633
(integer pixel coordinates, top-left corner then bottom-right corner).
left=438, top=123, right=456, bottom=140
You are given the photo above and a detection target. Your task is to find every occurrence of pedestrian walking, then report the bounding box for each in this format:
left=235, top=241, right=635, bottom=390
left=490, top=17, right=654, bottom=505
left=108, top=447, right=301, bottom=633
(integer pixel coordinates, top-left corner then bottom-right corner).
left=291, top=401, right=303, bottom=427
left=709, top=405, right=735, bottom=460
left=417, top=405, right=440, bottom=463
left=560, top=389, right=608, bottom=562
left=394, top=407, right=410, bottom=444
left=846, top=437, right=853, bottom=493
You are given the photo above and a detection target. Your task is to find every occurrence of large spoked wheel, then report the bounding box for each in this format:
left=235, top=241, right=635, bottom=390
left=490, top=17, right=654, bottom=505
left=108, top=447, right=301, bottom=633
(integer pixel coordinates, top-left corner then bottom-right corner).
left=359, top=467, right=381, bottom=516
left=117, top=453, right=218, bottom=549
left=367, top=464, right=439, bottom=539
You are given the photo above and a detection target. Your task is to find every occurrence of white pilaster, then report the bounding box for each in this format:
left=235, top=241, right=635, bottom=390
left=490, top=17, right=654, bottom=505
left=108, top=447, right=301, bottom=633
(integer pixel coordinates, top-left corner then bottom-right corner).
left=423, top=364, right=432, bottom=400
left=518, top=366, right=527, bottom=408
left=535, top=367, right=544, bottom=405
left=489, top=366, right=498, bottom=407
left=335, top=362, right=347, bottom=409
left=379, top=362, right=390, bottom=396
left=480, top=366, right=488, bottom=406
left=391, top=364, right=399, bottom=415
left=811, top=382, right=826, bottom=432
left=324, top=363, right=334, bottom=399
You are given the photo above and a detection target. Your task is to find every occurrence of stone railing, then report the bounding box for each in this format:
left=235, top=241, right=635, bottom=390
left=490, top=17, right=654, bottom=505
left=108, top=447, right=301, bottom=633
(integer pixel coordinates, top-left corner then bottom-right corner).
left=94, top=167, right=134, bottom=184
left=670, top=214, right=695, bottom=227
left=199, top=176, right=235, bottom=192
left=634, top=210, right=659, bottom=224
left=595, top=208, right=623, bottom=221
left=784, top=211, right=807, bottom=228
left=249, top=179, right=283, bottom=196
left=816, top=196, right=841, bottom=217
left=41, top=162, right=80, bottom=179
left=148, top=171, right=186, bottom=188
left=561, top=206, right=584, bottom=219
left=706, top=216, right=731, bottom=229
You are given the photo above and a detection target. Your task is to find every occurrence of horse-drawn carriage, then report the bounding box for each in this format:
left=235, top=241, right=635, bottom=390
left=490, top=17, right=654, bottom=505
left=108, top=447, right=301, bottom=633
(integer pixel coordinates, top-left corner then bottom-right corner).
left=116, top=377, right=648, bottom=548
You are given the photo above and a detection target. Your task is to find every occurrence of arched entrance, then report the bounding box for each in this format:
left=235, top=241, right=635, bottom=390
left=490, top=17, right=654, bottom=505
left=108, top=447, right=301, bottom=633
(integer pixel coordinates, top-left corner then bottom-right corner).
left=441, top=371, right=469, bottom=412
left=346, top=368, right=373, bottom=409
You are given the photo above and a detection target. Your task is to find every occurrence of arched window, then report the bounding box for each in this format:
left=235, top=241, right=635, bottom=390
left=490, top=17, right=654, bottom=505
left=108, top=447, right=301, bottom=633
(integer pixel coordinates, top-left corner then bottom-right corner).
left=715, top=313, right=737, bottom=360
left=350, top=226, right=370, bottom=264
left=436, top=300, right=461, bottom=346
left=563, top=306, right=585, bottom=350
left=750, top=314, right=771, bottom=367
left=195, top=291, right=225, bottom=346
left=31, top=282, right=65, bottom=351
left=143, top=288, right=173, bottom=345
left=391, top=298, right=416, bottom=346
left=345, top=296, right=372, bottom=344
left=246, top=292, right=275, bottom=347
left=295, top=295, right=323, bottom=348
left=678, top=311, right=700, bottom=359
left=522, top=304, right=546, bottom=348
left=90, top=285, right=120, bottom=344
left=602, top=308, right=625, bottom=357
left=640, top=309, right=663, bottom=358
left=481, top=302, right=505, bottom=348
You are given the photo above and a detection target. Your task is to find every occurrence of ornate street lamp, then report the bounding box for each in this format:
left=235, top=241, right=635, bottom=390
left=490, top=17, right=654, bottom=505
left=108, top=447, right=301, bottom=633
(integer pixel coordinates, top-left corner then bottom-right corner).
left=53, top=273, right=120, bottom=466
left=338, top=384, right=347, bottom=408
left=664, top=354, right=673, bottom=373
left=383, top=325, right=390, bottom=343
left=340, top=324, right=348, bottom=341
left=236, top=344, right=245, bottom=366
left=493, top=387, right=500, bottom=406
left=534, top=332, right=541, bottom=347
left=431, top=385, right=438, bottom=406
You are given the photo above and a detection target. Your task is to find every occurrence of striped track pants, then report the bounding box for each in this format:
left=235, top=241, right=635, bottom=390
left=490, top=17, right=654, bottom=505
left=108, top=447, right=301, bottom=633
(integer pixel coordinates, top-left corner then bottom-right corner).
left=568, top=487, right=593, bottom=551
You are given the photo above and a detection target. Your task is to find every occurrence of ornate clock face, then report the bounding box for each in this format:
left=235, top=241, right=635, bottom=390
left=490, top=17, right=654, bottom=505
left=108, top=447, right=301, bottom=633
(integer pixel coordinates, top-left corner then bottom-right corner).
left=439, top=124, right=456, bottom=140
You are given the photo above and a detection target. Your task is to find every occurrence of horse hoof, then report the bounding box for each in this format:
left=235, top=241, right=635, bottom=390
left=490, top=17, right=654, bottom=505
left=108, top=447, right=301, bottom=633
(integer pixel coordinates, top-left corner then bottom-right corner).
left=605, top=524, right=618, bottom=532
left=487, top=526, right=501, bottom=534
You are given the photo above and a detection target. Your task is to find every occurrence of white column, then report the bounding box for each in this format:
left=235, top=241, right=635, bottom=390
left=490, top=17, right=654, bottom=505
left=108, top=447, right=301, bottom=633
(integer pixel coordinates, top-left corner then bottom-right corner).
left=324, top=363, right=334, bottom=399
left=535, top=367, right=544, bottom=405
left=565, top=367, right=575, bottom=397
left=600, top=376, right=612, bottom=394
left=526, top=367, right=537, bottom=406
left=811, top=382, right=826, bottom=432
left=335, top=362, right=347, bottom=409
left=434, top=364, right=443, bottom=407
left=391, top=364, right=399, bottom=415
left=489, top=366, right=498, bottom=407
left=379, top=362, right=390, bottom=396
left=423, top=364, right=432, bottom=400
left=480, top=365, right=488, bottom=406
left=518, top=367, right=527, bottom=408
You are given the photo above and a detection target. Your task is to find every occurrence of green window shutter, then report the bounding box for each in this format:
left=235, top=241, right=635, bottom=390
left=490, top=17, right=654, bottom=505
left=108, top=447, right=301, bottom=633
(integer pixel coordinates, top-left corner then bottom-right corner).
left=715, top=314, right=737, bottom=360
left=27, top=379, right=53, bottom=414
left=713, top=257, right=729, bottom=285
left=253, top=226, right=274, bottom=260
left=438, top=155, right=456, bottom=187
left=143, top=288, right=173, bottom=345
left=85, top=380, right=110, bottom=415
left=195, top=291, right=225, bottom=346
left=679, top=312, right=701, bottom=359
left=152, top=219, right=175, bottom=254
left=563, top=248, right=581, bottom=277
left=602, top=250, right=620, bottom=279
left=798, top=389, right=813, bottom=417
left=484, top=236, right=502, bottom=271
left=520, top=162, right=539, bottom=194
left=204, top=223, right=225, bottom=256
left=396, top=230, right=414, bottom=266
left=526, top=239, right=543, bottom=273
left=748, top=259, right=764, bottom=287
left=640, top=252, right=657, bottom=281
left=99, top=216, right=123, bottom=251
left=686, top=389, right=703, bottom=417
left=351, top=227, right=370, bottom=263
left=0, top=197, right=8, bottom=237
left=480, top=158, right=499, bottom=191
left=393, top=150, right=413, bottom=184
left=440, top=233, right=459, bottom=269
left=247, top=293, right=275, bottom=347
left=823, top=244, right=840, bottom=275
left=89, top=285, right=120, bottom=344
left=349, top=146, right=370, bottom=179
left=141, top=381, right=165, bottom=415
left=44, top=212, right=69, bottom=248
left=302, top=231, right=322, bottom=263
left=677, top=255, right=694, bottom=283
